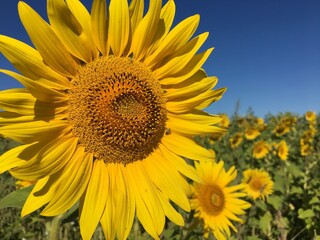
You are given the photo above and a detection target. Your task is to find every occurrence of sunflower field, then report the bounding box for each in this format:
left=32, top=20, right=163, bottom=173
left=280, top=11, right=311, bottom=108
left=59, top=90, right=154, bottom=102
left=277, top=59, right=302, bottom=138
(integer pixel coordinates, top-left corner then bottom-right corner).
left=0, top=110, right=319, bottom=240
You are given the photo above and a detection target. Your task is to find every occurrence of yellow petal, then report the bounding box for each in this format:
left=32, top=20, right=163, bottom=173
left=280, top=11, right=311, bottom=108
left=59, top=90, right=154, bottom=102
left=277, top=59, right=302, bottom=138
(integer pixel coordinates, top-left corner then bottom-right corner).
left=164, top=76, right=217, bottom=100
left=18, top=2, right=78, bottom=77
left=143, top=151, right=191, bottom=211
left=0, top=143, right=35, bottom=174
left=162, top=133, right=214, bottom=161
left=146, top=0, right=176, bottom=56
left=196, top=88, right=227, bottom=110
left=166, top=88, right=225, bottom=113
left=108, top=164, right=135, bottom=240
left=158, top=191, right=184, bottom=226
left=91, top=0, right=108, bottom=54
left=0, top=70, right=67, bottom=102
left=100, top=192, right=115, bottom=240
left=168, top=110, right=222, bottom=125
left=21, top=177, right=52, bottom=216
left=66, top=0, right=98, bottom=59
left=126, top=162, right=164, bottom=239
left=0, top=35, right=69, bottom=85
left=167, top=115, right=225, bottom=135
left=108, top=0, right=130, bottom=56
left=41, top=148, right=93, bottom=215
left=0, top=88, right=66, bottom=117
left=130, top=0, right=162, bottom=60
left=158, top=144, right=199, bottom=182
left=47, top=0, right=92, bottom=62
left=10, top=136, right=78, bottom=180
left=154, top=33, right=209, bottom=78
left=80, top=160, right=109, bottom=240
left=129, top=0, right=144, bottom=34
left=145, top=14, right=199, bottom=67
left=160, top=48, right=213, bottom=85
left=21, top=164, right=75, bottom=216
left=0, top=120, right=68, bottom=144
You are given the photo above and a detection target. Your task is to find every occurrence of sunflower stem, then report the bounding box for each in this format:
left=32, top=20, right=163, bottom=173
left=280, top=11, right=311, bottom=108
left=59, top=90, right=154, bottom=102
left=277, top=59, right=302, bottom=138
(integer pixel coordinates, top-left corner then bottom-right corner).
left=49, top=214, right=64, bottom=240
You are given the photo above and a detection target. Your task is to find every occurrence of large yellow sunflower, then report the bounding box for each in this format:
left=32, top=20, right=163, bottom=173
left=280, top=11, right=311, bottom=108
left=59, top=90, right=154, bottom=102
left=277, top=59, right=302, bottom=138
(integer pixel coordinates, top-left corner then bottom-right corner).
left=0, top=0, right=226, bottom=239
left=191, top=161, right=251, bottom=240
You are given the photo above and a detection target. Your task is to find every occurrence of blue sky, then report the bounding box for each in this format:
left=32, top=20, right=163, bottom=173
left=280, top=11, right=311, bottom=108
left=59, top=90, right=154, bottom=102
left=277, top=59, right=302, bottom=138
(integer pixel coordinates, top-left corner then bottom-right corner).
left=0, top=0, right=319, bottom=117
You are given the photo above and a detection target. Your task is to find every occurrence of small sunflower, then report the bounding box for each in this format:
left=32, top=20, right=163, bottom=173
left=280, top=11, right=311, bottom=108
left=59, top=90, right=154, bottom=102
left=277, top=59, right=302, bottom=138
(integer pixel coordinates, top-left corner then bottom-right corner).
left=277, top=140, right=289, bottom=161
left=273, top=123, right=290, bottom=137
left=230, top=132, right=243, bottom=149
left=242, top=169, right=273, bottom=200
left=219, top=114, right=230, bottom=128
left=191, top=161, right=251, bottom=240
left=305, top=111, right=317, bottom=123
left=0, top=0, right=226, bottom=239
left=300, top=143, right=312, bottom=156
left=244, top=127, right=260, bottom=140
left=252, top=140, right=270, bottom=159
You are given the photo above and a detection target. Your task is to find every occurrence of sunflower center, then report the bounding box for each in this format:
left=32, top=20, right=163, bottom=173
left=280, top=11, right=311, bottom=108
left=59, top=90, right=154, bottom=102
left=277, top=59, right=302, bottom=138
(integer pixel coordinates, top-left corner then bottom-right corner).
left=199, top=184, right=225, bottom=216
left=250, top=180, right=263, bottom=192
left=68, top=57, right=167, bottom=164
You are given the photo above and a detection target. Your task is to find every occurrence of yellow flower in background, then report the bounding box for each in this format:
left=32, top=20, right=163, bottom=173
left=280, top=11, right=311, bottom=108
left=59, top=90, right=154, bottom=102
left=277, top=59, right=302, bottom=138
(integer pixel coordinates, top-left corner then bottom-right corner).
left=300, top=143, right=312, bottom=156
left=244, top=127, right=260, bottom=140
left=305, top=111, right=316, bottom=123
left=219, top=114, right=230, bottom=128
left=281, top=116, right=297, bottom=127
left=0, top=0, right=226, bottom=239
left=15, top=180, right=36, bottom=190
left=277, top=140, right=289, bottom=161
left=273, top=123, right=290, bottom=137
left=300, top=129, right=316, bottom=146
left=242, top=169, right=273, bottom=200
left=230, top=132, right=243, bottom=149
left=191, top=161, right=251, bottom=240
left=255, top=117, right=264, bottom=125
left=252, top=140, right=270, bottom=159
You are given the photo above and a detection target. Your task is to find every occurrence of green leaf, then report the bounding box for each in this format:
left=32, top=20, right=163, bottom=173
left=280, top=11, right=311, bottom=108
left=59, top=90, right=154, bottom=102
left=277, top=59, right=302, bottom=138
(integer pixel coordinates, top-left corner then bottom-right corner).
left=273, top=174, right=286, bottom=193
left=287, top=163, right=304, bottom=177
left=309, top=197, right=320, bottom=204
left=290, top=186, right=303, bottom=195
left=267, top=195, right=283, bottom=209
left=298, top=209, right=315, bottom=219
left=0, top=185, right=33, bottom=209
left=259, top=211, right=272, bottom=235
left=247, top=236, right=262, bottom=240
left=255, top=201, right=267, bottom=211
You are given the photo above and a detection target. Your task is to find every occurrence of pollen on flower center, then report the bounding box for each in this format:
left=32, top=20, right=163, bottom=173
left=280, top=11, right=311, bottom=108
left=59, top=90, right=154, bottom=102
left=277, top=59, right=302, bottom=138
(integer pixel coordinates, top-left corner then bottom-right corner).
left=67, top=57, right=167, bottom=164
left=199, top=184, right=225, bottom=216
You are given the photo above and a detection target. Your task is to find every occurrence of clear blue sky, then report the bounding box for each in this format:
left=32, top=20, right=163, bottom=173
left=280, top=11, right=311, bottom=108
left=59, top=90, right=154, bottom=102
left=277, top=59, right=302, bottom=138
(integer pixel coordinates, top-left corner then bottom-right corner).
left=0, top=0, right=319, bottom=117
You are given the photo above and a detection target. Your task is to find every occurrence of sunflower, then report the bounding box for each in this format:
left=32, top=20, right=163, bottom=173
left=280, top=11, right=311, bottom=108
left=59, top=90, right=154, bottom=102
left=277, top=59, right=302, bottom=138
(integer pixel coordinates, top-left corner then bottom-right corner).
left=242, top=169, right=273, bottom=200
left=252, top=140, right=270, bottom=159
left=229, top=132, right=243, bottom=149
left=191, top=161, right=251, bottom=240
left=300, top=143, right=312, bottom=156
left=219, top=114, right=230, bottom=128
left=273, top=123, right=290, bottom=137
left=276, top=140, right=289, bottom=161
left=0, top=0, right=226, bottom=239
left=305, top=111, right=317, bottom=123
left=244, top=127, right=260, bottom=140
